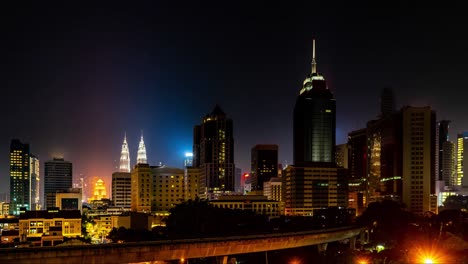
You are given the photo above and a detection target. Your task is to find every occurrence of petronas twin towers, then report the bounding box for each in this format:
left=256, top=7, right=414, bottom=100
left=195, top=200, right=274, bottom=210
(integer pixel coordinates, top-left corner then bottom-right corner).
left=119, top=132, right=147, bottom=173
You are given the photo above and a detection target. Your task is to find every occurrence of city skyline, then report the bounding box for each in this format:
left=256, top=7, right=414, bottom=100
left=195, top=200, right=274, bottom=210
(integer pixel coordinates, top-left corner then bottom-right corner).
left=2, top=3, right=468, bottom=196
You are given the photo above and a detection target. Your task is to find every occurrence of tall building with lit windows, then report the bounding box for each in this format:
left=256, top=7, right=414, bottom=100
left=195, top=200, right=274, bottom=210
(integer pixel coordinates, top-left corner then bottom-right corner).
left=30, top=155, right=40, bottom=210
left=9, top=139, right=30, bottom=215
left=457, top=132, right=468, bottom=187
left=251, top=144, right=278, bottom=191
left=137, top=132, right=147, bottom=164
left=193, top=105, right=235, bottom=199
left=402, top=106, right=437, bottom=215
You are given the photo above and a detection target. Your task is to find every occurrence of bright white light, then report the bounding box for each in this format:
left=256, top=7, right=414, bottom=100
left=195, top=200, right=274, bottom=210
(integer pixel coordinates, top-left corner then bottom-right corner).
left=185, top=152, right=193, bottom=157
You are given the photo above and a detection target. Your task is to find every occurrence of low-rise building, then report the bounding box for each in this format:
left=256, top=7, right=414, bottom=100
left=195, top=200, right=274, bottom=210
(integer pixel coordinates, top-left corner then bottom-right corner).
left=209, top=195, right=280, bottom=217
left=18, top=209, right=81, bottom=242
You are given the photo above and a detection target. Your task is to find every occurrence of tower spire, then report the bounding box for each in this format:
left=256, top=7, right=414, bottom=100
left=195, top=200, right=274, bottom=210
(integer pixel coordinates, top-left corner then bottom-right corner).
left=311, top=38, right=317, bottom=74
left=137, top=131, right=147, bottom=164
left=119, top=132, right=130, bottom=172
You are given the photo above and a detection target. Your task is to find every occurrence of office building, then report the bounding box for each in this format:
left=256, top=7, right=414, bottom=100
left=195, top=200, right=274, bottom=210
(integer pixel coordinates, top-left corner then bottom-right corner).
left=263, top=177, right=282, bottom=202
left=437, top=120, right=451, bottom=181
left=293, top=40, right=335, bottom=166
left=458, top=132, right=468, bottom=187
left=335, top=144, right=348, bottom=169
left=131, top=163, right=152, bottom=212
left=55, top=188, right=82, bottom=213
left=193, top=105, right=235, bottom=199
left=152, top=166, right=185, bottom=212
left=184, top=167, right=200, bottom=201
left=210, top=195, right=280, bottom=217
left=112, top=172, right=131, bottom=208
left=285, top=39, right=347, bottom=216
left=402, top=106, right=437, bottom=215
left=441, top=141, right=456, bottom=186
left=29, top=155, right=40, bottom=210
left=44, top=158, right=73, bottom=209
left=9, top=139, right=30, bottom=215
left=251, top=144, right=278, bottom=191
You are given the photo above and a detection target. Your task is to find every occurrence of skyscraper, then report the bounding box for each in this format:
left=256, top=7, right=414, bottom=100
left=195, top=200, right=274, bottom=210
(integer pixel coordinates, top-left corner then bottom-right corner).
left=137, top=132, right=147, bottom=164
left=30, top=155, right=40, bottom=210
left=44, top=158, right=73, bottom=209
left=402, top=106, right=437, bottom=215
left=437, top=120, right=451, bottom=181
left=285, top=40, right=347, bottom=216
left=251, top=144, right=278, bottom=191
left=441, top=141, right=456, bottom=186
left=457, top=132, right=468, bottom=187
left=9, top=139, right=30, bottom=215
left=293, top=39, right=336, bottom=165
left=119, top=133, right=130, bottom=173
left=112, top=172, right=131, bottom=208
left=193, top=105, right=235, bottom=199
left=380, top=87, right=396, bottom=118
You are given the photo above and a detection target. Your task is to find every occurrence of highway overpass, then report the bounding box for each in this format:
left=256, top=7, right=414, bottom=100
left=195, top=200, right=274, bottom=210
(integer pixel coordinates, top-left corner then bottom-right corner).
left=0, top=226, right=369, bottom=264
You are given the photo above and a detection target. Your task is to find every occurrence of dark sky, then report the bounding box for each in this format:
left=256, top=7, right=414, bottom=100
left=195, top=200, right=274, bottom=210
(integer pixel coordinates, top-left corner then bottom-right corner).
left=1, top=2, right=467, bottom=196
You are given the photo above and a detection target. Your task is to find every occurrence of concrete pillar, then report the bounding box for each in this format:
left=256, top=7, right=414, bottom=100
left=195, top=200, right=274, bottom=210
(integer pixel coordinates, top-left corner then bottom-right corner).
left=360, top=229, right=370, bottom=245
left=349, top=236, right=356, bottom=250
left=216, top=256, right=228, bottom=264
left=317, top=243, right=328, bottom=254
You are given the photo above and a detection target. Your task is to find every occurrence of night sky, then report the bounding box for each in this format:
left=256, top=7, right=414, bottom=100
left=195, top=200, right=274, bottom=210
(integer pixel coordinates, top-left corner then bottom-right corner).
left=1, top=2, right=467, bottom=196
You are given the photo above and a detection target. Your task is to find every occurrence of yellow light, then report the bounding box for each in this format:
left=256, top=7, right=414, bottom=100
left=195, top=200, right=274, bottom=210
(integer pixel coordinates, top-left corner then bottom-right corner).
left=423, top=258, right=434, bottom=264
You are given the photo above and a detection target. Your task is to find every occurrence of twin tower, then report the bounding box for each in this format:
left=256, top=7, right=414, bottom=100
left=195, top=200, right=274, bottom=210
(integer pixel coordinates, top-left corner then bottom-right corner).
left=119, top=132, right=147, bottom=172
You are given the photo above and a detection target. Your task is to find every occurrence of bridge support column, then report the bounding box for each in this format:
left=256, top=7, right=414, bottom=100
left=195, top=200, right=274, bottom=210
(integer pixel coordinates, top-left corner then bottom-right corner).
left=349, top=236, right=356, bottom=250
left=216, top=256, right=228, bottom=264
left=317, top=243, right=328, bottom=254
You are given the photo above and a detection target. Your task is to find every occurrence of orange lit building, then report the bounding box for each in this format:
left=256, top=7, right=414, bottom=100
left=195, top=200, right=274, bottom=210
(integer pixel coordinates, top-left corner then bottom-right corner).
left=88, top=179, right=108, bottom=202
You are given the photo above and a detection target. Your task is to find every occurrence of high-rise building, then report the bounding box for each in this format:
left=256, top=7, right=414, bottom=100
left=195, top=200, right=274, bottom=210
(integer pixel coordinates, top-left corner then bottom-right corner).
left=112, top=172, right=131, bottom=208
left=335, top=144, right=348, bottom=169
left=137, top=132, right=147, bottom=164
left=184, top=167, right=200, bottom=201
left=250, top=144, right=278, bottom=191
left=30, top=155, right=40, bottom=210
left=152, top=166, right=185, bottom=212
left=44, top=158, right=73, bottom=209
left=263, top=177, right=282, bottom=202
left=285, top=39, right=347, bottom=216
left=119, top=133, right=131, bottom=173
left=293, top=41, right=335, bottom=165
left=457, top=132, right=468, bottom=187
left=348, top=128, right=367, bottom=180
left=441, top=141, right=456, bottom=186
left=9, top=139, right=30, bottom=215
left=235, top=167, right=242, bottom=193
left=402, top=106, right=437, bottom=215
left=193, top=105, right=235, bottom=199
left=131, top=163, right=152, bottom=212
left=437, top=120, right=451, bottom=181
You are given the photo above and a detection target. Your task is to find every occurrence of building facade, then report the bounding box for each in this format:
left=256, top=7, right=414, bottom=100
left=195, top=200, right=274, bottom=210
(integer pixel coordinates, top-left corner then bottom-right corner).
left=9, top=139, right=30, bottom=215
left=193, top=105, right=235, bottom=199
left=335, top=144, right=348, bottom=169
left=30, top=155, right=40, bottom=210
left=44, top=158, right=73, bottom=209
left=457, top=132, right=468, bottom=187
left=151, top=166, right=185, bottom=212
left=112, top=172, right=131, bottom=208
left=184, top=167, right=200, bottom=201
left=210, top=195, right=280, bottom=218
left=401, top=106, right=437, bottom=215
left=250, top=144, right=278, bottom=191
left=437, top=120, right=451, bottom=181
left=131, top=163, right=152, bottom=212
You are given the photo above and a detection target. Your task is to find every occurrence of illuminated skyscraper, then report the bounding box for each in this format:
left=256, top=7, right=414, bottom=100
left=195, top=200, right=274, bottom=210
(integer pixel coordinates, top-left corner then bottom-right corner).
left=44, top=158, right=73, bottom=209
left=293, top=39, right=335, bottom=165
left=30, top=155, right=41, bottom=210
left=137, top=132, right=147, bottom=164
left=119, top=133, right=130, bottom=172
left=90, top=179, right=107, bottom=201
left=193, top=105, right=235, bottom=199
left=457, top=132, right=468, bottom=186
left=9, top=139, right=30, bottom=215
left=285, top=40, right=347, bottom=216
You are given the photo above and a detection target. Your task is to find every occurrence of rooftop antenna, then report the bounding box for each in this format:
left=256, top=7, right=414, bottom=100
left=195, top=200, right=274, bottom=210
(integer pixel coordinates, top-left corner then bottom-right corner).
left=311, top=38, right=317, bottom=74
